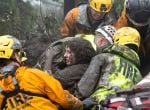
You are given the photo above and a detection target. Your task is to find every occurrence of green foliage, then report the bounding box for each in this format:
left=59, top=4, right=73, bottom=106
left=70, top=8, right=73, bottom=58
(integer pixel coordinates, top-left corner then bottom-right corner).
left=0, top=0, right=37, bottom=39
left=0, top=0, right=64, bottom=40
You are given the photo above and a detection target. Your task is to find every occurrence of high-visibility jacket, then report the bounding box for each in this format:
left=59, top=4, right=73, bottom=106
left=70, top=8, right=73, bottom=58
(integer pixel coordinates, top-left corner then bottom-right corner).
left=60, top=4, right=97, bottom=37
left=0, top=66, right=83, bottom=110
left=77, top=44, right=142, bottom=101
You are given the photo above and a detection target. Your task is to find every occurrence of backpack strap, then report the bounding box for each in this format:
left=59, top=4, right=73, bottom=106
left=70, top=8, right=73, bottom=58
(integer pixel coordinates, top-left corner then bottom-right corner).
left=0, top=76, right=47, bottom=109
left=0, top=66, right=47, bottom=109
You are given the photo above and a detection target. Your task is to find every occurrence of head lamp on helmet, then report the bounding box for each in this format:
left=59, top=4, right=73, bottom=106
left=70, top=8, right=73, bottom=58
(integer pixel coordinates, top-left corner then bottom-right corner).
left=113, top=27, right=141, bottom=49
left=89, top=0, right=112, bottom=12
left=19, top=51, right=27, bottom=62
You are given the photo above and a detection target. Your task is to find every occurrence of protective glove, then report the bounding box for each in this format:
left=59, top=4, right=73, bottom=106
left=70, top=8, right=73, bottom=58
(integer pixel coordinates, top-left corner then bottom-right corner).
left=82, top=98, right=97, bottom=110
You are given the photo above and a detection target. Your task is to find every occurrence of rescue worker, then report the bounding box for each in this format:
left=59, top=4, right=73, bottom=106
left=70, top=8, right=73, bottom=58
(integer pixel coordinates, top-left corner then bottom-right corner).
left=76, top=25, right=116, bottom=53
left=77, top=27, right=142, bottom=109
left=94, top=25, right=116, bottom=53
left=115, top=0, right=150, bottom=76
left=115, top=0, right=150, bottom=39
left=0, top=35, right=83, bottom=110
left=53, top=38, right=96, bottom=94
left=60, top=0, right=124, bottom=37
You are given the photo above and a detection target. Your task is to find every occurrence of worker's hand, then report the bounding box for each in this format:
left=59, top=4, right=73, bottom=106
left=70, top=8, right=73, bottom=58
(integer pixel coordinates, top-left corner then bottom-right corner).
left=82, top=98, right=97, bottom=110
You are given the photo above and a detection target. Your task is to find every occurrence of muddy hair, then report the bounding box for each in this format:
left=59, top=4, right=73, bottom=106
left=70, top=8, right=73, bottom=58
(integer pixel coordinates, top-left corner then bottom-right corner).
left=65, top=38, right=96, bottom=64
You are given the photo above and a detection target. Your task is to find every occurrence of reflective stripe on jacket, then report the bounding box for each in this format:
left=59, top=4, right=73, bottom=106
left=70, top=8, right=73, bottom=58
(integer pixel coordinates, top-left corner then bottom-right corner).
left=0, top=66, right=83, bottom=110
left=77, top=44, right=142, bottom=101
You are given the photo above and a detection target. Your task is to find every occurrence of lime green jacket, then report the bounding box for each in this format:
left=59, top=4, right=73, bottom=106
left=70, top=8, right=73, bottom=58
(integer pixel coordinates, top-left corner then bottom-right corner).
left=77, top=44, right=142, bottom=102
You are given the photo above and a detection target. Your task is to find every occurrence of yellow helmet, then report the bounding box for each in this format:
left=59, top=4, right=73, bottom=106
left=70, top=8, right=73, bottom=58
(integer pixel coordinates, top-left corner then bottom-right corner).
left=0, top=35, right=26, bottom=61
left=89, top=0, right=112, bottom=12
left=113, top=27, right=141, bottom=48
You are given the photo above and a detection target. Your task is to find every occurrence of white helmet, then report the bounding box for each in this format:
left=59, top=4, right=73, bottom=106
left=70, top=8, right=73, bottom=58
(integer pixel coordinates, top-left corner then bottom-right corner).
left=95, top=25, right=116, bottom=44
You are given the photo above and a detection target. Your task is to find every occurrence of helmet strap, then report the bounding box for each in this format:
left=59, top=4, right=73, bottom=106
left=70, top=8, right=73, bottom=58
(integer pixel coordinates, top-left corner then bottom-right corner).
left=10, top=58, right=22, bottom=67
left=10, top=51, right=22, bottom=66
left=0, top=65, right=18, bottom=80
